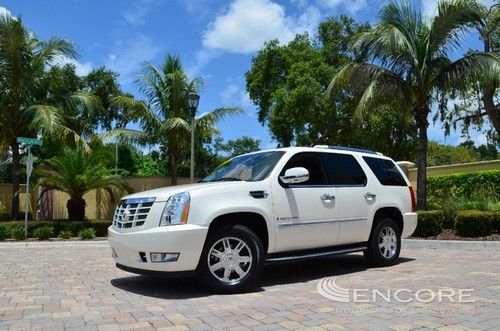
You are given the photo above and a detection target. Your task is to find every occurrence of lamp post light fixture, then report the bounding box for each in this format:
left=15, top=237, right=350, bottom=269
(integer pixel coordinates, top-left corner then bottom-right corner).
left=188, top=91, right=200, bottom=183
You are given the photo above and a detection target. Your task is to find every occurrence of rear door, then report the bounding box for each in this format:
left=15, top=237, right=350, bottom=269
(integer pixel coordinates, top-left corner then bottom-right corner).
left=318, top=152, right=377, bottom=244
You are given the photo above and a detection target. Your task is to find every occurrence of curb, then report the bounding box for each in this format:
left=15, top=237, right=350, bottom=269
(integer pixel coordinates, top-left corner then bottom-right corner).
left=403, top=239, right=500, bottom=250
left=0, top=240, right=108, bottom=249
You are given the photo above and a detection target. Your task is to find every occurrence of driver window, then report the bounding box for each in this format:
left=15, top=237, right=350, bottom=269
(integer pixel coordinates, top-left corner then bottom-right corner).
left=280, top=153, right=326, bottom=186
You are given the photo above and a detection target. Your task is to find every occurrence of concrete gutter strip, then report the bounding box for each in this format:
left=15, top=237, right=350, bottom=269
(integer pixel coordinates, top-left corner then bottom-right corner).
left=0, top=240, right=109, bottom=249
left=403, top=239, right=500, bottom=250
left=0, top=238, right=499, bottom=250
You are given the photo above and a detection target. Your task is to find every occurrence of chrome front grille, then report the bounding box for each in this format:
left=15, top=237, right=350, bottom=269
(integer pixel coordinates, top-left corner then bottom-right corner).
left=113, top=197, right=155, bottom=229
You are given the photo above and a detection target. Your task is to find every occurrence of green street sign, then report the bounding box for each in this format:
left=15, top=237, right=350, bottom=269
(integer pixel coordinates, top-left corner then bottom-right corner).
left=16, top=137, right=42, bottom=146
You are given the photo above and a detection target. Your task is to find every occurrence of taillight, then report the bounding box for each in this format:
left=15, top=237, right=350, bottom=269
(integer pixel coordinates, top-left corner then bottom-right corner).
left=408, top=186, right=416, bottom=212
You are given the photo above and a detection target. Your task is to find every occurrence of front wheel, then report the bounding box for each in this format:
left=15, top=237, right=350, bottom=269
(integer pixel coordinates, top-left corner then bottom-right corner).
left=197, top=225, right=264, bottom=293
left=364, top=218, right=401, bottom=267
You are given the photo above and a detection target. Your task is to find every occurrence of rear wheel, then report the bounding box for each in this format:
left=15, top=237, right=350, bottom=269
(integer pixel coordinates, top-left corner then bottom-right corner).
left=364, top=217, right=401, bottom=267
left=197, top=225, right=264, bottom=293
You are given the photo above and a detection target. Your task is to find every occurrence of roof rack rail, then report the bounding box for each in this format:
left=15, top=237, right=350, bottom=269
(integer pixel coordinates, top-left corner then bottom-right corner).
left=313, top=145, right=381, bottom=155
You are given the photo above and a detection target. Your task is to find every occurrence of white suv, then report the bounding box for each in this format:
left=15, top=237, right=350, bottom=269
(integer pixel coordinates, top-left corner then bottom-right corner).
left=108, top=146, right=417, bottom=293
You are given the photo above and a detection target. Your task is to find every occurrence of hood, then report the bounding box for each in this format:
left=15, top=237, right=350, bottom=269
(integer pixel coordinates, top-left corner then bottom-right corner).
left=121, top=181, right=245, bottom=202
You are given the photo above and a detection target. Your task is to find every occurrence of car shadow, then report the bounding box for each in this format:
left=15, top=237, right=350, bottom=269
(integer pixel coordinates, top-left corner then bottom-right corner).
left=110, top=254, right=415, bottom=299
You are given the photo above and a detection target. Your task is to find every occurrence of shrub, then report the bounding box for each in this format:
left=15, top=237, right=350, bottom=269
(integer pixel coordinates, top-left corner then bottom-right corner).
left=413, top=210, right=443, bottom=237
left=0, top=220, right=111, bottom=238
left=33, top=226, right=54, bottom=240
left=78, top=228, right=96, bottom=240
left=492, top=213, right=500, bottom=233
left=427, top=170, right=500, bottom=207
left=454, top=210, right=496, bottom=237
left=0, top=224, right=10, bottom=240
left=11, top=226, right=26, bottom=240
left=442, top=197, right=493, bottom=229
left=58, top=230, right=72, bottom=239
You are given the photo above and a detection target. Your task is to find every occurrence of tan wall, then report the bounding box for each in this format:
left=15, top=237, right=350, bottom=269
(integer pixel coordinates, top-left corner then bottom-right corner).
left=0, top=177, right=193, bottom=220
left=406, top=159, right=500, bottom=189
left=1, top=160, right=499, bottom=219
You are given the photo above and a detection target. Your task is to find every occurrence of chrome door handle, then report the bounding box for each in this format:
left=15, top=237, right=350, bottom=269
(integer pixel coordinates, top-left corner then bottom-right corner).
left=321, top=194, right=335, bottom=201
left=364, top=192, right=376, bottom=200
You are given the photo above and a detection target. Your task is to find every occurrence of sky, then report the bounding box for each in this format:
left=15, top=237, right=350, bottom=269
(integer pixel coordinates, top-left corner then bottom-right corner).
left=0, top=0, right=495, bottom=152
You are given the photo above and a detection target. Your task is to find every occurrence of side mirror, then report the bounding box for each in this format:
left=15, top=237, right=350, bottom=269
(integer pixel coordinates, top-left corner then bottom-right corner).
left=280, top=167, right=309, bottom=185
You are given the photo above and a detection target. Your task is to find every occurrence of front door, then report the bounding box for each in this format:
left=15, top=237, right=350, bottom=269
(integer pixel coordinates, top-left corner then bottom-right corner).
left=272, top=152, right=341, bottom=252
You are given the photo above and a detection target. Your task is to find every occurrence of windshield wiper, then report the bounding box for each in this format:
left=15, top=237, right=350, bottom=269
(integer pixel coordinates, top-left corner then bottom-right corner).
left=210, top=177, right=244, bottom=182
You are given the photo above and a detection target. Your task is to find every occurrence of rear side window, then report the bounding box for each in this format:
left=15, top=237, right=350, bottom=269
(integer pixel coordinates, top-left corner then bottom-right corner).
left=363, top=157, right=407, bottom=186
left=319, top=153, right=367, bottom=186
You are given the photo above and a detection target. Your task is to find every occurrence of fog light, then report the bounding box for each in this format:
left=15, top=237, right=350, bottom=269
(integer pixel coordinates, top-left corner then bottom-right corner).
left=150, top=253, right=179, bottom=263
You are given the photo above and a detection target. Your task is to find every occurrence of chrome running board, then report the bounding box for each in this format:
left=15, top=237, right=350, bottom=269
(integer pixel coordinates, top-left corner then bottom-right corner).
left=266, top=245, right=367, bottom=263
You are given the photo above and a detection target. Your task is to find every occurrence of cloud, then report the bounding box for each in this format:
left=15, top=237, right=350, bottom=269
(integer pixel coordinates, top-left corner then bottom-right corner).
left=122, top=0, right=156, bottom=25
left=186, top=48, right=221, bottom=77
left=105, top=34, right=161, bottom=84
left=318, top=0, right=368, bottom=13
left=202, top=0, right=320, bottom=54
left=0, top=5, right=15, bottom=19
left=52, top=55, right=93, bottom=76
left=220, top=83, right=239, bottom=105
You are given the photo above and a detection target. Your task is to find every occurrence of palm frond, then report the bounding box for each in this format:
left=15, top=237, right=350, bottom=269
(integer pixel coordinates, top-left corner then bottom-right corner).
left=427, top=0, right=481, bottom=56
left=27, top=105, right=64, bottom=135
left=435, top=52, right=500, bottom=91
left=161, top=117, right=190, bottom=133
left=99, top=128, right=148, bottom=145
left=195, top=107, right=244, bottom=127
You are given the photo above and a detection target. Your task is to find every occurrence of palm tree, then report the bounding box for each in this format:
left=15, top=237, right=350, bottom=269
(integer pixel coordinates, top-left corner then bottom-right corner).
left=36, top=143, right=131, bottom=221
left=329, top=0, right=499, bottom=209
left=107, top=55, right=243, bottom=185
left=0, top=13, right=96, bottom=219
left=472, top=2, right=499, bottom=135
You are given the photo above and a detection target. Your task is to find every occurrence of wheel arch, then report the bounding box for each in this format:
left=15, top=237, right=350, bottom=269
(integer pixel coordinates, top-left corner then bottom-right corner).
left=207, top=212, right=270, bottom=253
left=370, top=207, right=403, bottom=237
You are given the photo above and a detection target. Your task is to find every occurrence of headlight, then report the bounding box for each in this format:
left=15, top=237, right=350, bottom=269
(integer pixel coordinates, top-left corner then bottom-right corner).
left=159, top=192, right=190, bottom=226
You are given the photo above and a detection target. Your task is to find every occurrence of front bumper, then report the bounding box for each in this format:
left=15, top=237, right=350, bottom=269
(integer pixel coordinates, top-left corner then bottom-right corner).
left=108, top=224, right=208, bottom=273
left=402, top=212, right=418, bottom=238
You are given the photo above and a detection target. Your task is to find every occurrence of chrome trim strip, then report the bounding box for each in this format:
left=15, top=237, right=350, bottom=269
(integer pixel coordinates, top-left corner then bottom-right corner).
left=266, top=246, right=367, bottom=262
left=277, top=217, right=367, bottom=228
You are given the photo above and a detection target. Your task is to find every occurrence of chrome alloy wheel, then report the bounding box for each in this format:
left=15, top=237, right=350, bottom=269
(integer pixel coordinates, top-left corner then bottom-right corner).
left=208, top=237, right=253, bottom=284
left=378, top=226, right=397, bottom=259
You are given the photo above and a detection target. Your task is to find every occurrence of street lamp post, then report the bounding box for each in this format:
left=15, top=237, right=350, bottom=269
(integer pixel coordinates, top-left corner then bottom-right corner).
left=188, top=91, right=200, bottom=183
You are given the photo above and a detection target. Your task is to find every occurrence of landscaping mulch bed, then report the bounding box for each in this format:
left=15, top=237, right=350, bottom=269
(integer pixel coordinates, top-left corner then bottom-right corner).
left=412, top=228, right=500, bottom=241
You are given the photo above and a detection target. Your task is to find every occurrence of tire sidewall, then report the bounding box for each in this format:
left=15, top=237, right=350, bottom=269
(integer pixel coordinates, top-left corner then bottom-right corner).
left=197, top=225, right=264, bottom=293
left=367, top=218, right=401, bottom=266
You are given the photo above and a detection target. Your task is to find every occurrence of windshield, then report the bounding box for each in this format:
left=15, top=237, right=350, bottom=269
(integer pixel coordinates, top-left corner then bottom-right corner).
left=202, top=151, right=285, bottom=182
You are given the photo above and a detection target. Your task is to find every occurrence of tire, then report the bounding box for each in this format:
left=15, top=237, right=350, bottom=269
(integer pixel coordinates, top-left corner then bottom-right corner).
left=197, top=224, right=264, bottom=293
left=364, top=217, right=401, bottom=267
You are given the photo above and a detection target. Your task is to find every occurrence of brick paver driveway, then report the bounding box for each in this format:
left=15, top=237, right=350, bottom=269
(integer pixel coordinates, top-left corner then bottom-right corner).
left=0, top=241, right=498, bottom=330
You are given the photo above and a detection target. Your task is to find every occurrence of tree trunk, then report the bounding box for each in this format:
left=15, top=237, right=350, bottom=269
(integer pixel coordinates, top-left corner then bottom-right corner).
left=480, top=33, right=500, bottom=136
left=169, top=148, right=178, bottom=186
left=10, top=142, right=20, bottom=220
left=67, top=197, right=86, bottom=221
left=416, top=108, right=429, bottom=210
left=481, top=85, right=499, bottom=135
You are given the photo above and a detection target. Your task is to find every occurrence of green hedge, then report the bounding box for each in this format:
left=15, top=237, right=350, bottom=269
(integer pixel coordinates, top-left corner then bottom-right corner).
left=427, top=170, right=500, bottom=206
left=413, top=210, right=444, bottom=237
left=0, top=224, right=10, bottom=240
left=454, top=210, right=499, bottom=237
left=2, top=220, right=111, bottom=238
